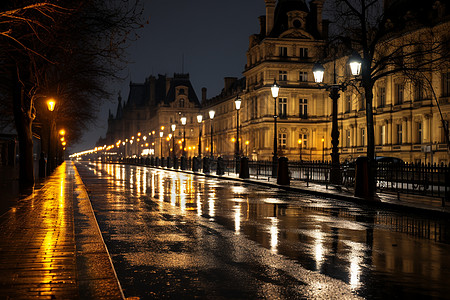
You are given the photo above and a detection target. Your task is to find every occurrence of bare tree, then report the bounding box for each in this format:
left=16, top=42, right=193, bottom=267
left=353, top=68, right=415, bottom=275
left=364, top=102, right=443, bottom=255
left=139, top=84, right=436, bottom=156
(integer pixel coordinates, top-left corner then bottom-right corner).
left=326, top=0, right=450, bottom=198
left=0, top=1, right=143, bottom=188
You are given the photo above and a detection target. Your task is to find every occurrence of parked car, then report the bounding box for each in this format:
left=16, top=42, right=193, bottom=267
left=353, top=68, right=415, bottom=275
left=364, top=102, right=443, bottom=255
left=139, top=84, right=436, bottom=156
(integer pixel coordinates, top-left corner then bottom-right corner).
left=375, top=156, right=404, bottom=165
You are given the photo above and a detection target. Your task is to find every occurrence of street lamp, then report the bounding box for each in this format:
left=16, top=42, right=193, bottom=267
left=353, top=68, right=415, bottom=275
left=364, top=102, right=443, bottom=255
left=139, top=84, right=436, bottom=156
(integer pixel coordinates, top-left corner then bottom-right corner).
left=235, top=96, right=242, bottom=173
left=321, top=137, right=325, bottom=162
left=271, top=79, right=280, bottom=178
left=312, top=53, right=361, bottom=185
left=209, top=110, right=215, bottom=158
left=171, top=124, right=176, bottom=163
left=197, top=114, right=203, bottom=157
left=159, top=131, right=163, bottom=158
left=298, top=139, right=302, bottom=162
left=181, top=116, right=187, bottom=157
left=245, top=140, right=249, bottom=157
left=46, top=98, right=56, bottom=175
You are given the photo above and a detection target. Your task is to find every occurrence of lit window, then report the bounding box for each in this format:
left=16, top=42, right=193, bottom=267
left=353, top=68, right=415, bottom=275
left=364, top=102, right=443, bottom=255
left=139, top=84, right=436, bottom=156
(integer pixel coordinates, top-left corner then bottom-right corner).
left=299, top=71, right=308, bottom=82
left=279, top=133, right=287, bottom=148
left=299, top=99, right=308, bottom=118
left=279, top=71, right=287, bottom=81
left=278, top=98, right=287, bottom=118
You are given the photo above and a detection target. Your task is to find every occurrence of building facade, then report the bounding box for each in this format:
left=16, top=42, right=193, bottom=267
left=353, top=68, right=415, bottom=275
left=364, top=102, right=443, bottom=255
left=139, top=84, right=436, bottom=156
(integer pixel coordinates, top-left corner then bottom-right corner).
left=99, top=0, right=450, bottom=164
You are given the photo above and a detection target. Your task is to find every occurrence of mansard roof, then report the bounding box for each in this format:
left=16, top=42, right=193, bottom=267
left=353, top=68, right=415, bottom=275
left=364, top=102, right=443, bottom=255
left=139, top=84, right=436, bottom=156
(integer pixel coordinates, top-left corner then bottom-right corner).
left=269, top=0, right=311, bottom=38
left=125, top=82, right=150, bottom=108
left=164, top=73, right=200, bottom=106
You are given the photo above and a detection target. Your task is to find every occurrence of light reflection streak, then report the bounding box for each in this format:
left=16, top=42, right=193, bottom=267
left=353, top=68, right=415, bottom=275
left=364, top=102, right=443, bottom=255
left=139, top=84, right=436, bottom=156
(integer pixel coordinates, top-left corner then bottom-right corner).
left=208, top=190, right=216, bottom=218
left=196, top=191, right=202, bottom=216
left=234, top=203, right=241, bottom=234
left=312, top=228, right=325, bottom=271
left=269, top=217, right=278, bottom=253
left=348, top=242, right=363, bottom=290
left=171, top=176, right=177, bottom=207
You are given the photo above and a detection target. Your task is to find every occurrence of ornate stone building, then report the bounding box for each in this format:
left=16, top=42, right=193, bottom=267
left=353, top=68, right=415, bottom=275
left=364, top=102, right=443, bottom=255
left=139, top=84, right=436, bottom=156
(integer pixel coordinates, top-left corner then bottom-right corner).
left=99, top=0, right=449, bottom=164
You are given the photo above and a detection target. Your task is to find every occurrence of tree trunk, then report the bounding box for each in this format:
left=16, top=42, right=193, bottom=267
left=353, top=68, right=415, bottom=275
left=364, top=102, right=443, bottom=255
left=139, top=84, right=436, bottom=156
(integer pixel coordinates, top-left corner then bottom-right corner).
left=12, top=68, right=35, bottom=189
left=363, top=77, right=376, bottom=199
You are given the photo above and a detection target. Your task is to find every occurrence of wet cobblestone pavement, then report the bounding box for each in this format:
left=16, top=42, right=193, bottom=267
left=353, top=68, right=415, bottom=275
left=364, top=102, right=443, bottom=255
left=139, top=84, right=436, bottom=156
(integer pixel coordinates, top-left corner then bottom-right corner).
left=0, top=162, right=123, bottom=299
left=76, top=161, right=450, bottom=299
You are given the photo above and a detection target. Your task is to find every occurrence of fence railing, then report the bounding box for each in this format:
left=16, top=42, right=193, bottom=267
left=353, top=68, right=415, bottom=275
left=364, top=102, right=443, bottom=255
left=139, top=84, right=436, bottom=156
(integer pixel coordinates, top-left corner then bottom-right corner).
left=108, top=156, right=449, bottom=201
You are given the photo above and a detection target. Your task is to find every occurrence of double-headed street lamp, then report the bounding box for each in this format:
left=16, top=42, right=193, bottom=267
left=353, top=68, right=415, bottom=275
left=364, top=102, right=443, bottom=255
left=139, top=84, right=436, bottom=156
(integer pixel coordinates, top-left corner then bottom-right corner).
left=209, top=110, right=215, bottom=158
left=235, top=96, right=242, bottom=173
left=312, top=52, right=361, bottom=185
left=197, top=114, right=203, bottom=157
left=271, top=80, right=280, bottom=178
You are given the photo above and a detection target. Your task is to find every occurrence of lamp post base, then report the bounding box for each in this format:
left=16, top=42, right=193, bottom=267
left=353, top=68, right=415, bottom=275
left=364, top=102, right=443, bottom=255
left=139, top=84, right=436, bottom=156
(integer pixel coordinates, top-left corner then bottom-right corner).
left=272, top=155, right=278, bottom=178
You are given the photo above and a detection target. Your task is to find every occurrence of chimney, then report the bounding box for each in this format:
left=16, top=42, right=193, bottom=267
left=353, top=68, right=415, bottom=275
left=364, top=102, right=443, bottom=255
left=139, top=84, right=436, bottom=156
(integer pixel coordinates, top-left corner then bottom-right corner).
left=310, top=0, right=324, bottom=37
left=224, top=77, right=237, bottom=92
left=265, top=0, right=276, bottom=36
left=259, top=15, right=266, bottom=36
left=202, top=87, right=207, bottom=102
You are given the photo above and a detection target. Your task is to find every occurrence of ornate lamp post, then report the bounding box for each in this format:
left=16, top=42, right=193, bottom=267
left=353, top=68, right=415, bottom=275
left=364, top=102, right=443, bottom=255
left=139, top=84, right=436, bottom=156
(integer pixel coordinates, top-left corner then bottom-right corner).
left=197, top=114, right=203, bottom=157
left=171, top=124, right=176, bottom=162
left=159, top=131, right=163, bottom=157
left=321, top=137, right=325, bottom=162
left=270, top=80, right=280, bottom=178
left=46, top=98, right=56, bottom=175
left=234, top=96, right=242, bottom=173
left=298, top=139, right=302, bottom=162
left=181, top=116, right=187, bottom=157
left=209, top=110, right=215, bottom=158
left=312, top=53, right=361, bottom=185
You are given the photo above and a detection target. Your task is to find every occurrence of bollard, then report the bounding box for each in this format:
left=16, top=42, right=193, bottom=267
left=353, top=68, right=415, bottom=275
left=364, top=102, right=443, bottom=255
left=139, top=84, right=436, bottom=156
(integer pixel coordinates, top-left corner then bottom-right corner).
left=39, top=152, right=46, bottom=178
left=193, top=156, right=199, bottom=172
left=181, top=156, right=187, bottom=170
left=277, top=157, right=290, bottom=185
left=217, top=157, right=225, bottom=175
left=354, top=156, right=369, bottom=198
left=239, top=156, right=249, bottom=179
left=174, top=157, right=179, bottom=169
left=203, top=157, right=210, bottom=174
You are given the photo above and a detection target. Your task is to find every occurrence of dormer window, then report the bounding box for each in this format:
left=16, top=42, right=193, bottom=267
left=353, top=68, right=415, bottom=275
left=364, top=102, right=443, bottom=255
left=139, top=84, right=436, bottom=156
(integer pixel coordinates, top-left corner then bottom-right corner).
left=279, top=47, right=288, bottom=57
left=293, top=19, right=302, bottom=28
left=180, top=99, right=185, bottom=108
left=178, top=88, right=185, bottom=95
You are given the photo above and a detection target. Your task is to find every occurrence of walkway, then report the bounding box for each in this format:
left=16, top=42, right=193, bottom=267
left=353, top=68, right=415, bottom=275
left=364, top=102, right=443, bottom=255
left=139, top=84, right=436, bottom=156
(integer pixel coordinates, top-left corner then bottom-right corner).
left=0, top=161, right=123, bottom=299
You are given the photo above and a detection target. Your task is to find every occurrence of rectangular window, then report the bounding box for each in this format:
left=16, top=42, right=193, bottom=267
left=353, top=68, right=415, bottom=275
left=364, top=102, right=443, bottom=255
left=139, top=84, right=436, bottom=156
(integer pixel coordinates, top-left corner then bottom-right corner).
left=378, top=87, right=386, bottom=107
left=395, top=83, right=404, bottom=104
left=299, top=71, right=308, bottom=82
left=397, top=124, right=403, bottom=145
left=279, top=47, right=288, bottom=57
left=279, top=133, right=287, bottom=149
left=414, top=81, right=424, bottom=101
left=442, top=73, right=450, bottom=97
left=299, top=133, right=308, bottom=148
left=278, top=98, right=287, bottom=118
left=299, top=99, right=308, bottom=118
left=299, top=48, right=309, bottom=58
left=381, top=125, right=386, bottom=145
left=417, top=122, right=422, bottom=144
left=361, top=128, right=366, bottom=146
left=279, top=70, right=287, bottom=81
left=345, top=95, right=351, bottom=112
left=346, top=130, right=351, bottom=147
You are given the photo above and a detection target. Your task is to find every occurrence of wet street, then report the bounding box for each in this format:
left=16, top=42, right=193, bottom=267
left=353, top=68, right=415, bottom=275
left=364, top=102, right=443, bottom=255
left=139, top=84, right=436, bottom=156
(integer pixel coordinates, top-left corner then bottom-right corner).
left=75, top=161, right=450, bottom=299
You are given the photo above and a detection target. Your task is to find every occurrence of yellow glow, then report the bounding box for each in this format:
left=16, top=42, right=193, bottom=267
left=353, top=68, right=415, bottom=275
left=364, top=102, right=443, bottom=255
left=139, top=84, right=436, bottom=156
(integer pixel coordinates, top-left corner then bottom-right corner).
left=245, top=140, right=249, bottom=145
left=152, top=130, right=156, bottom=134
left=60, top=137, right=65, bottom=142
left=166, top=137, right=170, bottom=141
left=298, top=139, right=302, bottom=144
left=206, top=147, right=209, bottom=151
left=178, top=140, right=182, bottom=144
left=231, top=137, right=236, bottom=142
left=137, top=132, right=141, bottom=136
left=161, top=126, right=165, bottom=130
left=321, top=138, right=325, bottom=142
left=188, top=146, right=192, bottom=150
left=62, top=141, right=66, bottom=146
left=47, top=99, right=56, bottom=111
left=145, top=143, right=149, bottom=147
left=59, top=129, right=65, bottom=136
left=132, top=136, right=135, bottom=139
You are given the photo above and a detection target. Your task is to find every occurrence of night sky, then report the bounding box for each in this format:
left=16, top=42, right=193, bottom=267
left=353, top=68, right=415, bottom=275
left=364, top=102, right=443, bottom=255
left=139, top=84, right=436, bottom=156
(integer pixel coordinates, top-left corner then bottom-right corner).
left=72, top=0, right=266, bottom=153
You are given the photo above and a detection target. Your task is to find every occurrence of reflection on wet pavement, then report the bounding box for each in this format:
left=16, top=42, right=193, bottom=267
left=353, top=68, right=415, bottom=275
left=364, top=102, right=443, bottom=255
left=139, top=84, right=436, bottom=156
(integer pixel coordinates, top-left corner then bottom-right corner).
left=76, top=162, right=450, bottom=299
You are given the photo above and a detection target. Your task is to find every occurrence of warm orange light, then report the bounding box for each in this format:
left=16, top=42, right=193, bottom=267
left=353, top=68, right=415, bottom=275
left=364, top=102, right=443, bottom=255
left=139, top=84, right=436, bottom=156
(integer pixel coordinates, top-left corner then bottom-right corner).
left=245, top=140, right=249, bottom=145
left=60, top=137, right=65, bottom=142
left=321, top=138, right=325, bottom=142
left=59, top=129, right=65, bottom=136
left=206, top=147, right=209, bottom=151
left=145, top=143, right=149, bottom=147
left=231, top=137, right=236, bottom=143
left=137, top=132, right=141, bottom=137
left=47, top=99, right=56, bottom=111
left=137, top=138, right=140, bottom=142
left=298, top=139, right=302, bottom=144
left=161, top=126, right=165, bottom=130
left=62, top=141, right=67, bottom=146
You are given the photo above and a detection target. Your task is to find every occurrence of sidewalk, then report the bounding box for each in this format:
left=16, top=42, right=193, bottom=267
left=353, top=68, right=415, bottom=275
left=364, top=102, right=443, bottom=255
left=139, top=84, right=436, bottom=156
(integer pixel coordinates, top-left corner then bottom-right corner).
left=0, top=161, right=124, bottom=299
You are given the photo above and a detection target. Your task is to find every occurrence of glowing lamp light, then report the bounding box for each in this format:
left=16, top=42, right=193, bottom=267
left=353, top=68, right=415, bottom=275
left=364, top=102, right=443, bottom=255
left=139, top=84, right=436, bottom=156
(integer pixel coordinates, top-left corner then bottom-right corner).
left=47, top=99, right=56, bottom=111
left=313, top=63, right=325, bottom=83
left=271, top=80, right=280, bottom=98
left=235, top=97, right=242, bottom=110
left=197, top=114, right=203, bottom=123
left=59, top=129, right=65, bottom=136
left=349, top=52, right=362, bottom=76
left=209, top=110, right=215, bottom=119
